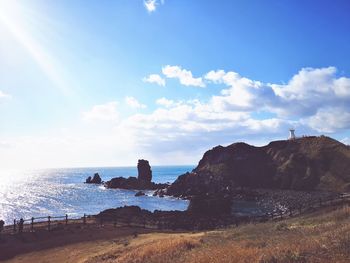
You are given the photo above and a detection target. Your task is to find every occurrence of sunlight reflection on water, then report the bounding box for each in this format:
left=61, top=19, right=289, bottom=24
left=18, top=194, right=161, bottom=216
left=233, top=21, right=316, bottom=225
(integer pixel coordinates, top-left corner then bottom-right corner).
left=0, top=166, right=192, bottom=224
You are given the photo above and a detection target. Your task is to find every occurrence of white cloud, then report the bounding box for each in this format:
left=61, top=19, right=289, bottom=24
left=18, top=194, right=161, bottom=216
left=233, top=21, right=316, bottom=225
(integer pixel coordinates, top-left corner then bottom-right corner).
left=3, top=66, right=350, bottom=169
left=205, top=69, right=269, bottom=110
left=0, top=90, right=11, bottom=99
left=84, top=66, right=350, bottom=160
left=305, top=107, right=350, bottom=133
left=156, top=97, right=175, bottom=108
left=268, top=67, right=350, bottom=117
left=125, top=66, right=350, bottom=157
left=205, top=70, right=226, bottom=83
left=82, top=101, right=119, bottom=122
left=333, top=77, right=350, bottom=97
left=118, top=96, right=287, bottom=156
left=144, top=0, right=157, bottom=12
left=143, top=74, right=166, bottom=86
left=205, top=67, right=350, bottom=127
left=125, top=96, right=146, bottom=109
left=162, top=65, right=205, bottom=87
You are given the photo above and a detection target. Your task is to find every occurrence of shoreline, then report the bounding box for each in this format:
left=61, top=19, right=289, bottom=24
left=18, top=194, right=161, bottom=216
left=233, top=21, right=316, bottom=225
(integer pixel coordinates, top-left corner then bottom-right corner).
left=2, top=190, right=348, bottom=235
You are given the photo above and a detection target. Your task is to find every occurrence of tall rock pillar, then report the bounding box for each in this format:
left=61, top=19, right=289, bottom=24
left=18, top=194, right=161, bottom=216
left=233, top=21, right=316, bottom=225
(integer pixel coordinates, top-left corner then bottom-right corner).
left=137, top=159, right=152, bottom=183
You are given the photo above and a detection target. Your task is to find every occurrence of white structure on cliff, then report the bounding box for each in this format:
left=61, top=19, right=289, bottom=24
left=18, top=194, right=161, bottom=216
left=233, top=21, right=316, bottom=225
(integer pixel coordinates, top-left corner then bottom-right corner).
left=289, top=128, right=296, bottom=140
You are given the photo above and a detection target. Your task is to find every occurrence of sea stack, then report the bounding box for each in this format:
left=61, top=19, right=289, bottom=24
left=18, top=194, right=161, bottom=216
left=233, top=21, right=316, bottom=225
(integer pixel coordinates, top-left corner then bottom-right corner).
left=105, top=159, right=167, bottom=190
left=137, top=159, right=152, bottom=183
left=86, top=173, right=102, bottom=184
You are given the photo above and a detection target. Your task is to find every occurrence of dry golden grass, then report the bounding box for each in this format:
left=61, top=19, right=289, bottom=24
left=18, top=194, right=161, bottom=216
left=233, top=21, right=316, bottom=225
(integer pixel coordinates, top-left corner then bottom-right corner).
left=93, top=205, right=350, bottom=263
left=4, top=205, right=350, bottom=263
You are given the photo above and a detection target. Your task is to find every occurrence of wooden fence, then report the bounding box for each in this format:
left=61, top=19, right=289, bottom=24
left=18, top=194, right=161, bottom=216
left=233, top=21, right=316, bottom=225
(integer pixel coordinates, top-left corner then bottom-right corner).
left=1, top=192, right=350, bottom=234
left=254, top=192, right=350, bottom=222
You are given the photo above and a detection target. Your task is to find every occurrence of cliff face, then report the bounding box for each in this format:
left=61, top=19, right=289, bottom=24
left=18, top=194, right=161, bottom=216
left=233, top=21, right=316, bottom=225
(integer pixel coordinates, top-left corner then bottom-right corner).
left=167, top=136, right=350, bottom=197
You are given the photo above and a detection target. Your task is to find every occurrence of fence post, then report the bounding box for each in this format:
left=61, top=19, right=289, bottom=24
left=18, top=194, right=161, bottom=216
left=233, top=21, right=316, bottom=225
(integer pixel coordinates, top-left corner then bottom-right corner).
left=114, top=217, right=117, bottom=228
left=48, top=216, right=51, bottom=231
left=31, top=217, right=34, bottom=232
left=13, top=219, right=16, bottom=233
left=65, top=214, right=68, bottom=226
left=83, top=214, right=86, bottom=225
left=280, top=211, right=283, bottom=219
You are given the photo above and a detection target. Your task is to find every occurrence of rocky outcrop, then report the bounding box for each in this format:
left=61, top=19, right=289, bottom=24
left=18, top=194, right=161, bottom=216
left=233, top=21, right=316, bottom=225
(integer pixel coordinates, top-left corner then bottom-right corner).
left=105, top=160, right=168, bottom=190
left=105, top=176, right=168, bottom=190
left=135, top=191, right=145, bottom=197
left=166, top=136, right=350, bottom=197
left=96, top=205, right=237, bottom=230
left=86, top=173, right=102, bottom=184
left=187, top=194, right=232, bottom=215
left=137, top=159, right=152, bottom=182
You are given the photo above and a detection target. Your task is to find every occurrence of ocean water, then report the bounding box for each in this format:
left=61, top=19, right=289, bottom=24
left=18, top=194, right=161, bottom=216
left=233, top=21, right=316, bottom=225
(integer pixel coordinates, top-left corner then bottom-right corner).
left=0, top=166, right=193, bottom=224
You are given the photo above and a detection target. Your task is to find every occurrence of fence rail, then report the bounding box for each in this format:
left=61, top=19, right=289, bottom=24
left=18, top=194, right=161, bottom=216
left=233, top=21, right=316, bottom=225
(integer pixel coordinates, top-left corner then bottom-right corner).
left=254, top=192, right=350, bottom=222
left=1, top=192, right=350, bottom=234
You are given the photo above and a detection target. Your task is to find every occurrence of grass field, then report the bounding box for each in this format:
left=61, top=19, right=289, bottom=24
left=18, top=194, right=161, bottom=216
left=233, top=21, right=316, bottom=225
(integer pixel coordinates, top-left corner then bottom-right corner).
left=3, top=205, right=350, bottom=263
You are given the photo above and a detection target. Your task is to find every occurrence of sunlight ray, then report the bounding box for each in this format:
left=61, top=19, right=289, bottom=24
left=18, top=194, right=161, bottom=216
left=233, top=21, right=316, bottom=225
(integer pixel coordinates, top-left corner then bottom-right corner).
left=0, top=0, right=70, bottom=96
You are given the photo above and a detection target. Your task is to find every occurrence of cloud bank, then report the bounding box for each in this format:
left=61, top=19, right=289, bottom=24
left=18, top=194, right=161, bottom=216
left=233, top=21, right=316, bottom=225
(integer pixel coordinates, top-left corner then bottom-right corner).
left=125, top=96, right=147, bottom=109
left=79, top=66, right=350, bottom=165
left=2, top=66, right=349, bottom=168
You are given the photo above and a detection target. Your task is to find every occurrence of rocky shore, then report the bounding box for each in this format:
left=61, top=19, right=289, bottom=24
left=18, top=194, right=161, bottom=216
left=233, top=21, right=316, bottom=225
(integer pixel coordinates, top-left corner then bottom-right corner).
left=96, top=194, right=235, bottom=231
left=230, top=188, right=340, bottom=215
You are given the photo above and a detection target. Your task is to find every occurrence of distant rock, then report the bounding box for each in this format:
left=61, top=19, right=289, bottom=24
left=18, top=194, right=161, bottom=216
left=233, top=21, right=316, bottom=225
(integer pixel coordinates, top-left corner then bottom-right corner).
left=105, top=176, right=168, bottom=190
left=105, top=160, right=168, bottom=190
left=86, top=173, right=102, bottom=184
left=166, top=136, right=350, bottom=197
left=135, top=191, right=145, bottom=197
left=137, top=159, right=152, bottom=183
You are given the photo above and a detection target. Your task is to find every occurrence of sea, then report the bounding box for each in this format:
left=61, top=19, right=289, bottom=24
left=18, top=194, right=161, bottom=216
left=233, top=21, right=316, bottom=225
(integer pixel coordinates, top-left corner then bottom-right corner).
left=0, top=166, right=193, bottom=224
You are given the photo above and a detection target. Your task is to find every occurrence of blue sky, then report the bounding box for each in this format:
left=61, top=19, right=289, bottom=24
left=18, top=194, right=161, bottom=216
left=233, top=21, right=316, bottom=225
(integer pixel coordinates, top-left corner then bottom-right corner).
left=0, top=0, right=350, bottom=169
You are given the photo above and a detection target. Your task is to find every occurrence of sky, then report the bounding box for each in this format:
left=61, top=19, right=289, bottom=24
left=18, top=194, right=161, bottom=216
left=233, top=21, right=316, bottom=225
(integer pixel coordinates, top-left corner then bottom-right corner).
left=0, top=0, right=350, bottom=169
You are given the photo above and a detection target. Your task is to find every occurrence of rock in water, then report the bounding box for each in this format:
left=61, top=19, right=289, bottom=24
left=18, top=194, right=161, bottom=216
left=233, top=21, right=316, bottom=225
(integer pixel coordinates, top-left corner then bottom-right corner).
left=135, top=191, right=145, bottom=197
left=86, top=173, right=102, bottom=184
left=105, top=159, right=168, bottom=190
left=137, top=159, right=152, bottom=182
left=85, top=176, right=92, bottom=183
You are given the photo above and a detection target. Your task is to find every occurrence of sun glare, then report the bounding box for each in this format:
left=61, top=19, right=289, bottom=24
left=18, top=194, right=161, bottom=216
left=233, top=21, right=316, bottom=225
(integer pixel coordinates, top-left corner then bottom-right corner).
left=0, top=0, right=70, bottom=96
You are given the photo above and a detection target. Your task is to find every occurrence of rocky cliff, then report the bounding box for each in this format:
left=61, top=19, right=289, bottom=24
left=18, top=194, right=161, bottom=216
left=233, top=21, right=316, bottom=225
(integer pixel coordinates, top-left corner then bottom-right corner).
left=166, top=136, right=350, bottom=197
